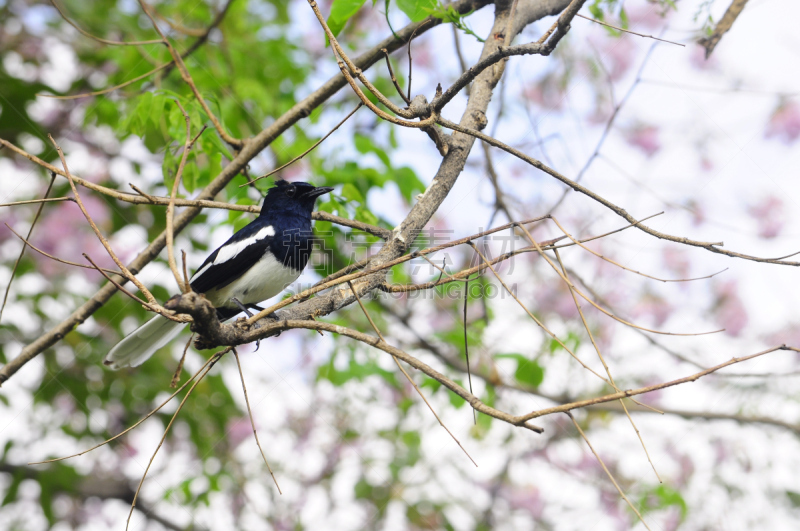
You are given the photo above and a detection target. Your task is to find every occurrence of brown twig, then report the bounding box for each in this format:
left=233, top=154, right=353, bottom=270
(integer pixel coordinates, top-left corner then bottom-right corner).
left=436, top=118, right=800, bottom=267
left=0, top=196, right=74, bottom=208
left=382, top=49, right=411, bottom=105
left=240, top=103, right=363, bottom=187
left=576, top=13, right=684, bottom=46
left=29, top=353, right=220, bottom=465
left=49, top=134, right=157, bottom=305
left=171, top=333, right=194, bottom=388
left=129, top=183, right=157, bottom=203
left=553, top=249, right=662, bottom=481
left=138, top=0, right=242, bottom=147
left=550, top=216, right=727, bottom=283
left=245, top=217, right=551, bottom=326
left=307, top=0, right=439, bottom=128
left=50, top=0, right=162, bottom=45
left=517, top=222, right=722, bottom=337
left=127, top=349, right=228, bottom=530
left=463, top=276, right=477, bottom=425
left=5, top=223, right=121, bottom=275
left=519, top=346, right=796, bottom=422
left=0, top=173, right=56, bottom=323
left=181, top=249, right=191, bottom=294
left=39, top=62, right=172, bottom=99
left=0, top=137, right=389, bottom=237
left=226, top=318, right=544, bottom=434
left=83, top=254, right=186, bottom=322
left=232, top=349, right=282, bottom=493
left=567, top=412, right=653, bottom=530
left=167, top=100, right=207, bottom=292
left=347, top=281, right=477, bottom=465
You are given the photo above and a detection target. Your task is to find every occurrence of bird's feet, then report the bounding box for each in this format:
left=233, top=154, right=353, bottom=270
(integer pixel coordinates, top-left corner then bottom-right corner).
left=231, top=298, right=263, bottom=350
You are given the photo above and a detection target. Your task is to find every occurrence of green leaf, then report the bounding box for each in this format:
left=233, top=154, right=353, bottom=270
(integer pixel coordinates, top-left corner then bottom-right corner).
left=495, top=354, right=545, bottom=389
left=328, top=0, right=368, bottom=37
left=341, top=182, right=365, bottom=203
left=354, top=132, right=391, bottom=167
left=396, top=0, right=438, bottom=22
left=640, top=485, right=688, bottom=520
left=589, top=3, right=604, bottom=20
left=393, top=166, right=424, bottom=202
left=619, top=7, right=629, bottom=29
left=787, top=490, right=800, bottom=508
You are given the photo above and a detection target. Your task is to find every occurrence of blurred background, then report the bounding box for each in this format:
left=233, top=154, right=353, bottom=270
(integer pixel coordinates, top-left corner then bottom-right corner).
left=1, top=0, right=800, bottom=529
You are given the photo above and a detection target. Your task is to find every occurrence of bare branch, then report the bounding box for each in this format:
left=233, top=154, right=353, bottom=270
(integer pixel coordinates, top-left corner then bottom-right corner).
left=0, top=173, right=56, bottom=323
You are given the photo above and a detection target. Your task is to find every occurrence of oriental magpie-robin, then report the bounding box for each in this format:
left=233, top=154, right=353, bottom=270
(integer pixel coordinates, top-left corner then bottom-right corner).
left=104, top=180, right=333, bottom=369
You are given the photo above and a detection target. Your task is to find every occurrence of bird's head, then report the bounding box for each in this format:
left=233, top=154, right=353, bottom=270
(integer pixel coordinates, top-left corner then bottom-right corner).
left=260, top=180, right=334, bottom=217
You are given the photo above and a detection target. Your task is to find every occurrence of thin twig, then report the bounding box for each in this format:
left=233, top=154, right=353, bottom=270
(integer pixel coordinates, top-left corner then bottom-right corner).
left=550, top=216, right=727, bottom=283
left=167, top=100, right=207, bottom=292
left=0, top=173, right=56, bottom=323
left=463, top=276, right=476, bottom=425
left=138, top=0, right=242, bottom=147
left=49, top=135, right=157, bottom=305
left=246, top=217, right=552, bottom=326
left=553, top=248, right=662, bottom=482
left=520, top=346, right=796, bottom=422
left=127, top=349, right=229, bottom=530
left=241, top=103, right=362, bottom=187
left=435, top=118, right=800, bottom=266
left=576, top=13, right=684, bottom=46
left=130, top=183, right=157, bottom=203
left=29, top=353, right=220, bottom=465
left=233, top=349, right=282, bottom=492
left=171, top=333, right=194, bottom=388
left=39, top=62, right=172, bottom=99
left=83, top=254, right=186, bottom=323
left=517, top=222, right=721, bottom=337
left=382, top=49, right=410, bottom=105
left=0, top=138, right=389, bottom=239
left=50, top=0, right=162, bottom=45
left=567, top=412, right=653, bottom=531
left=0, top=197, right=74, bottom=208
left=5, top=223, right=121, bottom=275
left=347, top=281, right=478, bottom=466
left=181, top=249, right=191, bottom=294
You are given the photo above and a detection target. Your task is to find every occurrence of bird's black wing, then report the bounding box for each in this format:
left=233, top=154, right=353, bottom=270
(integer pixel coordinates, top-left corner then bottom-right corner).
left=190, top=222, right=275, bottom=294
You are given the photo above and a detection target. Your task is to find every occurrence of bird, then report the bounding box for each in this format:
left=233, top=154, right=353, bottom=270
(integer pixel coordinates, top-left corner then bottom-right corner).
left=104, top=179, right=333, bottom=370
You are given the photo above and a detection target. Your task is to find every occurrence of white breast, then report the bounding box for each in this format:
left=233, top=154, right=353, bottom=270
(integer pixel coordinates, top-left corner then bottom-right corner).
left=203, top=253, right=302, bottom=308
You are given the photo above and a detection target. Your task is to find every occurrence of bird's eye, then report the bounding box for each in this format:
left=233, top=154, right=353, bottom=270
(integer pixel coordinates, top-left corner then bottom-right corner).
left=285, top=185, right=297, bottom=198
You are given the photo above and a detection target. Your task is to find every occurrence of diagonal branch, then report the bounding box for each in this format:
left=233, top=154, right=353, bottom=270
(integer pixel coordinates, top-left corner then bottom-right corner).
left=0, top=0, right=474, bottom=385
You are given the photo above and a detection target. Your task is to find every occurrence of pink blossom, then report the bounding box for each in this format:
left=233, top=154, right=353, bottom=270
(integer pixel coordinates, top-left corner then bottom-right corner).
left=226, top=417, right=252, bottom=449
left=523, top=72, right=566, bottom=110
left=33, top=197, right=114, bottom=276
left=633, top=291, right=672, bottom=327
left=500, top=485, right=544, bottom=519
left=535, top=280, right=578, bottom=320
left=765, top=102, right=800, bottom=144
left=747, top=195, right=784, bottom=239
left=685, top=199, right=705, bottom=227
left=623, top=124, right=660, bottom=157
left=689, top=44, right=719, bottom=71
left=765, top=323, right=800, bottom=348
left=711, top=280, right=748, bottom=336
left=662, top=247, right=690, bottom=279
left=592, top=35, right=636, bottom=81
left=627, top=5, right=668, bottom=30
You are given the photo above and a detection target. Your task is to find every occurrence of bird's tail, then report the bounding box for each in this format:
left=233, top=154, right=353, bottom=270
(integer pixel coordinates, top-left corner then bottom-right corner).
left=104, top=315, right=185, bottom=370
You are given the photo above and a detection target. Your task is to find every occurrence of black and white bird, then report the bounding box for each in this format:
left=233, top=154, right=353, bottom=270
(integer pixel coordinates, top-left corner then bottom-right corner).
left=104, top=180, right=333, bottom=369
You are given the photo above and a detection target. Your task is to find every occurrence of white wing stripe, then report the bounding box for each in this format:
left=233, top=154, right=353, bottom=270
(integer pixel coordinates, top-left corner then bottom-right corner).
left=213, top=225, right=275, bottom=265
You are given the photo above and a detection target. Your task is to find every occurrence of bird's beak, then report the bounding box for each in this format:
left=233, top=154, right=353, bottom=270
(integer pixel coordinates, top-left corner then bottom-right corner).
left=304, top=186, right=334, bottom=199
